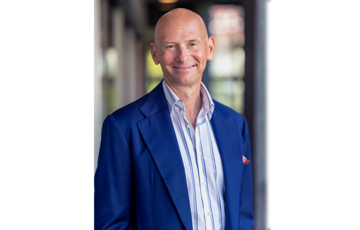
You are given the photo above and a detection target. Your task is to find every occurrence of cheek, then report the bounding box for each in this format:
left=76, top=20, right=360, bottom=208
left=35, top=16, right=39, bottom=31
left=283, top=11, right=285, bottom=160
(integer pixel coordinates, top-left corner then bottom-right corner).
left=192, top=51, right=207, bottom=65
left=161, top=53, right=175, bottom=65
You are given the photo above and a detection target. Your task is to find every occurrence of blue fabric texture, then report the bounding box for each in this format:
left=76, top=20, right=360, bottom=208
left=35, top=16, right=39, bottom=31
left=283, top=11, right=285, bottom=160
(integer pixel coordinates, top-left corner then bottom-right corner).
left=94, top=81, right=254, bottom=230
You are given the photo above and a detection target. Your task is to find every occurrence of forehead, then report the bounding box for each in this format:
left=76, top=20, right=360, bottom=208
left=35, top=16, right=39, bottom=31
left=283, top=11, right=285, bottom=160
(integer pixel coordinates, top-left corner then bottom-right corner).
left=158, top=17, right=207, bottom=43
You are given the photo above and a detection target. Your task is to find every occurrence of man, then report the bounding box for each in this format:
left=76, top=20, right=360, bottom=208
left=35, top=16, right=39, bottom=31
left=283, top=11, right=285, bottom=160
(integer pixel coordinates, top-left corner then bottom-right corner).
left=95, top=8, right=253, bottom=230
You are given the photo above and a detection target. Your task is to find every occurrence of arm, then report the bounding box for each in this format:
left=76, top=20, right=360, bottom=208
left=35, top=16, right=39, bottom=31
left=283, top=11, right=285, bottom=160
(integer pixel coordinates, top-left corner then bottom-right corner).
left=95, top=115, right=132, bottom=230
left=239, top=118, right=254, bottom=230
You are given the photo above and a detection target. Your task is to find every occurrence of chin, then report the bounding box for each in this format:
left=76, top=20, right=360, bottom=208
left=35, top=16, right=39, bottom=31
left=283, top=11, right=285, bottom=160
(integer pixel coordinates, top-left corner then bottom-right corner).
left=164, top=71, right=201, bottom=87
left=175, top=77, right=200, bottom=87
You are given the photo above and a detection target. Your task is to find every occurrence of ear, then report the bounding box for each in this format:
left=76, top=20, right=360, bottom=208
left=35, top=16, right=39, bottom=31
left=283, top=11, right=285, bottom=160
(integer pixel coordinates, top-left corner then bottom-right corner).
left=150, top=42, right=160, bottom=65
left=207, top=36, right=216, bottom=61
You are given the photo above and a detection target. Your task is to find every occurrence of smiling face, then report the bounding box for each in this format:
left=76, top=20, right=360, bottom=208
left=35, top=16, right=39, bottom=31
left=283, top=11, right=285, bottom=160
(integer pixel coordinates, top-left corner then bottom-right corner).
left=150, top=9, right=215, bottom=89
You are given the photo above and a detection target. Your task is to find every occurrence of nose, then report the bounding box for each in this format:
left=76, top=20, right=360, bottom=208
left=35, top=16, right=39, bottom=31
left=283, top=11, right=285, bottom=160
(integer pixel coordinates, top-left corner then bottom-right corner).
left=175, top=46, right=189, bottom=63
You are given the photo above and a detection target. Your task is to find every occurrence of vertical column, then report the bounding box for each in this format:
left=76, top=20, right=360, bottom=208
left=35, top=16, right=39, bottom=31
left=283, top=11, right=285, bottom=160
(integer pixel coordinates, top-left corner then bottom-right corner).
left=253, top=0, right=273, bottom=230
left=123, top=27, right=137, bottom=104
left=136, top=40, right=146, bottom=99
left=94, top=0, right=102, bottom=171
left=129, top=28, right=137, bottom=102
left=113, top=8, right=125, bottom=109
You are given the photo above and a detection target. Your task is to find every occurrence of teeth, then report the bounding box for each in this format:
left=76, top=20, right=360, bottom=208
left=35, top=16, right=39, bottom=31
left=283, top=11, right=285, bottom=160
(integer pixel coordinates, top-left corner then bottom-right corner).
left=174, top=65, right=195, bottom=68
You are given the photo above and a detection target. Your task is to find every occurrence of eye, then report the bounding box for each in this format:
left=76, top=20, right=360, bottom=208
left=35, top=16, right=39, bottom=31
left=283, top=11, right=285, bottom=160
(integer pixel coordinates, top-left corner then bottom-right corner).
left=190, top=43, right=197, bottom=46
left=166, top=45, right=175, bottom=49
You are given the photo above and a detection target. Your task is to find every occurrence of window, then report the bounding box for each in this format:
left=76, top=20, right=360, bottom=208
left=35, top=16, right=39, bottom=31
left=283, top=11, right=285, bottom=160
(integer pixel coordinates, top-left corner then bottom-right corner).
left=207, top=5, right=245, bottom=114
left=145, top=49, right=163, bottom=93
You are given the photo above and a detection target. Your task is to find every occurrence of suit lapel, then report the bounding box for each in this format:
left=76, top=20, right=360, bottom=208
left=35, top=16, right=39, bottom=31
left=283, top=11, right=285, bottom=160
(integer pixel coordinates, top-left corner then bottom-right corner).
left=137, top=83, right=192, bottom=230
left=136, top=83, right=244, bottom=230
left=210, top=105, right=243, bottom=230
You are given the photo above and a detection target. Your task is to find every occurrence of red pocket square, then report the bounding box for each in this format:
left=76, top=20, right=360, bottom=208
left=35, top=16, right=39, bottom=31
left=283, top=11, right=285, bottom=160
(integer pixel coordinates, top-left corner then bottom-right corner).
left=242, top=155, right=250, bottom=165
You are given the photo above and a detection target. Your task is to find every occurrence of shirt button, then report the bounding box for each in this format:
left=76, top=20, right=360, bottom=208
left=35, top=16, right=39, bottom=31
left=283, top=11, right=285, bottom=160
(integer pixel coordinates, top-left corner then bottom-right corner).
left=207, top=212, right=211, bottom=216
left=202, top=181, right=206, bottom=186
left=187, top=124, right=191, bottom=129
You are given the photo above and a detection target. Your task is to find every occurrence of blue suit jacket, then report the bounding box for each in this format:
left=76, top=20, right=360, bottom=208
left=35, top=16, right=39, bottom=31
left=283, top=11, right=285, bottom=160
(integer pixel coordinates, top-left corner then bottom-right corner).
left=95, top=82, right=254, bottom=230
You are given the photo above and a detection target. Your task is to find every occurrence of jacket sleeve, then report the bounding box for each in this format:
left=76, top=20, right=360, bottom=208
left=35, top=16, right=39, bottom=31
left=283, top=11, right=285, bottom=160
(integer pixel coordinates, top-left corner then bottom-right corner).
left=239, top=118, right=254, bottom=230
left=95, top=114, right=132, bottom=230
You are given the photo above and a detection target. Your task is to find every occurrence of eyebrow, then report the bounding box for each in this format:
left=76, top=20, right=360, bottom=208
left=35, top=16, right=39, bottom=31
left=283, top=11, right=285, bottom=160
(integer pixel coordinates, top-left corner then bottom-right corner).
left=161, top=39, right=202, bottom=45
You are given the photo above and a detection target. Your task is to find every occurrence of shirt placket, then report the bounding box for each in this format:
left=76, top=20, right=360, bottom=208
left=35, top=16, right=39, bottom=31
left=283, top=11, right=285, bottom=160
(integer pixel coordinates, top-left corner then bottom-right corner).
left=177, top=103, right=202, bottom=229
left=180, top=102, right=213, bottom=230
left=195, top=119, right=213, bottom=229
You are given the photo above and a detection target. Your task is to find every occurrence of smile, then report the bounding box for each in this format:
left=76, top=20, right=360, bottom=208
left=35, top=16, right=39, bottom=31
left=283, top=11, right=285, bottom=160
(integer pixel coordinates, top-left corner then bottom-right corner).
left=173, top=65, right=196, bottom=70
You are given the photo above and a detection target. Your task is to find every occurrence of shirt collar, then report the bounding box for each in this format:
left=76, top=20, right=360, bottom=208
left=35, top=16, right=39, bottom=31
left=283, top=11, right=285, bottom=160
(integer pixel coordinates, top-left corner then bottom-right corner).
left=162, top=80, right=215, bottom=120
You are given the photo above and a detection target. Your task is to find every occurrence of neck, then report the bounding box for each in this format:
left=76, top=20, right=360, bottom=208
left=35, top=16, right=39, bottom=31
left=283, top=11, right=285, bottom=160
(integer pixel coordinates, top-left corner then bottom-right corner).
left=164, top=79, right=202, bottom=129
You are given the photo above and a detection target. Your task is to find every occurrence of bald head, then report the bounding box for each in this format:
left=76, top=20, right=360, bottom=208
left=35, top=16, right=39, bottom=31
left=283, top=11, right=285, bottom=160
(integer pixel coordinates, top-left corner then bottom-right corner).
left=149, top=8, right=215, bottom=90
left=154, top=8, right=209, bottom=45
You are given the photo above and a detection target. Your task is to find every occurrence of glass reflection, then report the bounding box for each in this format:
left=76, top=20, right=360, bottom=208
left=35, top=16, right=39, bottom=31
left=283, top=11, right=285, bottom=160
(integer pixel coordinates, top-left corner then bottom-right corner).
left=208, top=5, right=245, bottom=114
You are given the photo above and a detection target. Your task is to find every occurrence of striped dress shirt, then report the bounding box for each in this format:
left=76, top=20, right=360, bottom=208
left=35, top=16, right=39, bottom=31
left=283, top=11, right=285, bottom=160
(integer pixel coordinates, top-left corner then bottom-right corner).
left=162, top=80, right=225, bottom=230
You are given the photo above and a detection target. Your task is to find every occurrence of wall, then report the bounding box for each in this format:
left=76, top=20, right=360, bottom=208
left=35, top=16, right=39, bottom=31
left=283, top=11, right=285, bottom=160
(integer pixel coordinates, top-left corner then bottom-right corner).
left=252, top=0, right=273, bottom=230
left=91, top=0, right=102, bottom=174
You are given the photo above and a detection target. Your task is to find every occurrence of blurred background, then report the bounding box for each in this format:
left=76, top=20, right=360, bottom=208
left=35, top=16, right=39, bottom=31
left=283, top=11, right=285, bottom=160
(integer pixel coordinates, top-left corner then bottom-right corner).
left=94, top=0, right=267, bottom=229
